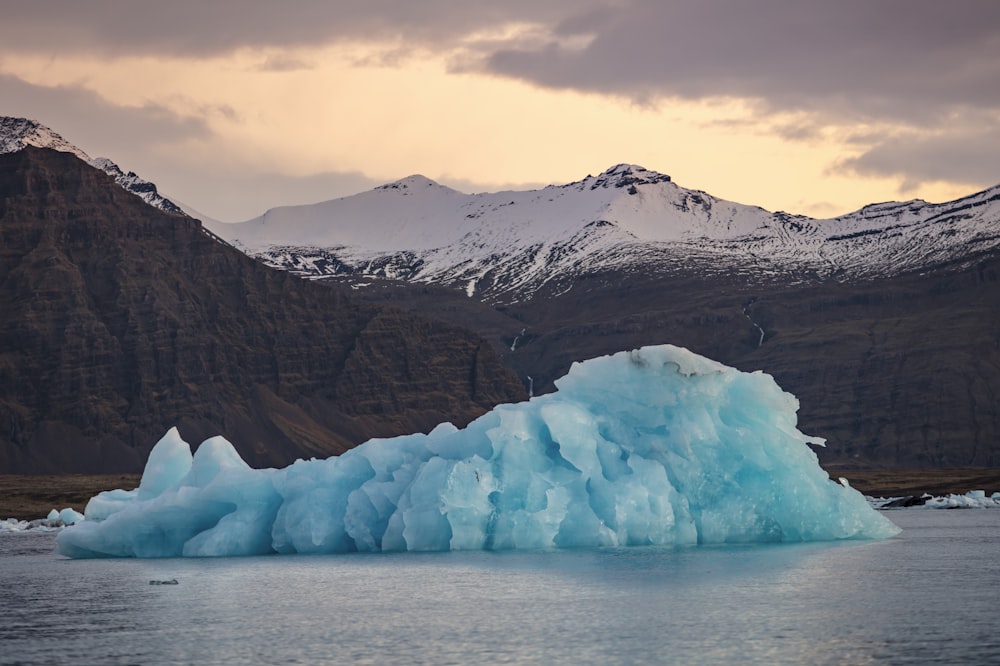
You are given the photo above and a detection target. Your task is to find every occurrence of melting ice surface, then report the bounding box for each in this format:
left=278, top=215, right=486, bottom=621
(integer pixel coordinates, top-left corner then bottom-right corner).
left=56, top=345, right=899, bottom=558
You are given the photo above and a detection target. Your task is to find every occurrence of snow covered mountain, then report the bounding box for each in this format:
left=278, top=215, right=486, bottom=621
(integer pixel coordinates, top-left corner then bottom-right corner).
left=0, top=116, right=184, bottom=215
left=210, top=164, right=1000, bottom=302
left=206, top=166, right=1000, bottom=471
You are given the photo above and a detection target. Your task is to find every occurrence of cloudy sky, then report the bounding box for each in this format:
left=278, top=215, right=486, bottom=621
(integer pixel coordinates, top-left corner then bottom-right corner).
left=2, top=1, right=998, bottom=221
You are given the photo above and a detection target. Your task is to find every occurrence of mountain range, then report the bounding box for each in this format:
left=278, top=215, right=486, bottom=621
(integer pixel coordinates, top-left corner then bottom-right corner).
left=208, top=163, right=1000, bottom=470
left=2, top=116, right=999, bottom=471
left=213, top=164, right=1000, bottom=302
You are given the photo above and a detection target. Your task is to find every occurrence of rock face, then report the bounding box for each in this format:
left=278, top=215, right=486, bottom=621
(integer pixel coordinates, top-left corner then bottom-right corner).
left=342, top=251, right=1000, bottom=470
left=0, top=147, right=526, bottom=474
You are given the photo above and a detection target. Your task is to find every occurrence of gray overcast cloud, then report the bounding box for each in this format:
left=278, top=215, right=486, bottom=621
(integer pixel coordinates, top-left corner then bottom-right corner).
left=480, top=1, right=1000, bottom=120
left=2, top=1, right=998, bottom=203
left=0, top=2, right=585, bottom=56
left=0, top=74, right=209, bottom=159
left=4, top=1, right=997, bottom=120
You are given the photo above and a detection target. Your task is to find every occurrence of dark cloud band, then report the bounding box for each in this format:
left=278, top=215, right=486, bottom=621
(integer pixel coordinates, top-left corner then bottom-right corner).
left=3, top=1, right=997, bottom=198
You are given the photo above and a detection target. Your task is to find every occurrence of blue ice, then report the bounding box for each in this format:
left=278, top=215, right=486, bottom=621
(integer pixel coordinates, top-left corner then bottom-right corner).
left=56, top=345, right=900, bottom=558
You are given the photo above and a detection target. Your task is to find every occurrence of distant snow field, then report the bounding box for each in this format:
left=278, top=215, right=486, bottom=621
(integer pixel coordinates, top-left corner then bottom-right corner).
left=206, top=163, right=1000, bottom=302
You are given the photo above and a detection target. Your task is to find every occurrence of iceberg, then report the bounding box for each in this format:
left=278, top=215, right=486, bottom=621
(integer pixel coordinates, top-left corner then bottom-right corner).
left=56, top=345, right=899, bottom=558
left=48, top=508, right=85, bottom=525
left=0, top=508, right=84, bottom=533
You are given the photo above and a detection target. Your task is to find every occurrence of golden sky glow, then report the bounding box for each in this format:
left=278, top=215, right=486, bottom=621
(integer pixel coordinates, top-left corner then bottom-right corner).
left=0, top=40, right=985, bottom=221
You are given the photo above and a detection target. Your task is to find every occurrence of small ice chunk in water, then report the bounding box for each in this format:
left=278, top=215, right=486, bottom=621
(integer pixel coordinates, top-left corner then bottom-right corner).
left=59, top=508, right=85, bottom=525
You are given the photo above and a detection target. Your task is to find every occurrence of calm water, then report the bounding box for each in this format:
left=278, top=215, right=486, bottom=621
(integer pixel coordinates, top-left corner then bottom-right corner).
left=2, top=510, right=998, bottom=665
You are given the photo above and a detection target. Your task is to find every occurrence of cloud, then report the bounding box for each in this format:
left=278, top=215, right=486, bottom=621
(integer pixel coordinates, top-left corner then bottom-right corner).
left=836, top=115, right=1000, bottom=193
left=462, top=0, right=1000, bottom=194
left=7, top=2, right=997, bottom=127
left=255, top=54, right=314, bottom=73
left=0, top=73, right=210, bottom=160
left=6, top=2, right=998, bottom=124
left=0, top=2, right=590, bottom=58
left=476, top=1, right=1000, bottom=121
left=5, top=2, right=998, bottom=207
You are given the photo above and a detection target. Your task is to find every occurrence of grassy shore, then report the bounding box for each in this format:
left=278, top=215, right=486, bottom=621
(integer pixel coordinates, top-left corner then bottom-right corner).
left=824, top=467, right=1000, bottom=499
left=2, top=469, right=999, bottom=522
left=0, top=474, right=140, bottom=522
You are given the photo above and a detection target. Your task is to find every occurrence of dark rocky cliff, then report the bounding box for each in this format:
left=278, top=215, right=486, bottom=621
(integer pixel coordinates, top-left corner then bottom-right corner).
left=343, top=254, right=1000, bottom=470
left=0, top=147, right=526, bottom=474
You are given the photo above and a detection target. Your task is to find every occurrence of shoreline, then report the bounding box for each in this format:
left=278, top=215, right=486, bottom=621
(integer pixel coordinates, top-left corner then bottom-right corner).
left=0, top=474, right=141, bottom=522
left=2, top=469, right=999, bottom=522
left=823, top=467, right=1000, bottom=499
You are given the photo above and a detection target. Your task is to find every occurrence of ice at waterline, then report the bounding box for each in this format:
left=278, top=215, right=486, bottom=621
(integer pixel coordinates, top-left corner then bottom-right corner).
left=56, top=345, right=899, bottom=558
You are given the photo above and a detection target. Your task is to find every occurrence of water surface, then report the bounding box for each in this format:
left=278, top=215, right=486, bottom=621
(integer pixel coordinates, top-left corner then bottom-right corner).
left=2, top=510, right=998, bottom=665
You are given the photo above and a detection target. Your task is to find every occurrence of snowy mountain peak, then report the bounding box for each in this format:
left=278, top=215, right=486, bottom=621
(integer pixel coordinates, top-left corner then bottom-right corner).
left=575, top=164, right=673, bottom=192
left=376, top=174, right=454, bottom=193
left=0, top=116, right=183, bottom=215
left=87, top=157, right=184, bottom=214
left=0, top=116, right=91, bottom=161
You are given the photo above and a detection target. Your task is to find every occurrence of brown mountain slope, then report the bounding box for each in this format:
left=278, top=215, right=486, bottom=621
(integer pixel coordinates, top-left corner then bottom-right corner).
left=0, top=147, right=526, bottom=474
left=338, top=253, right=1000, bottom=470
